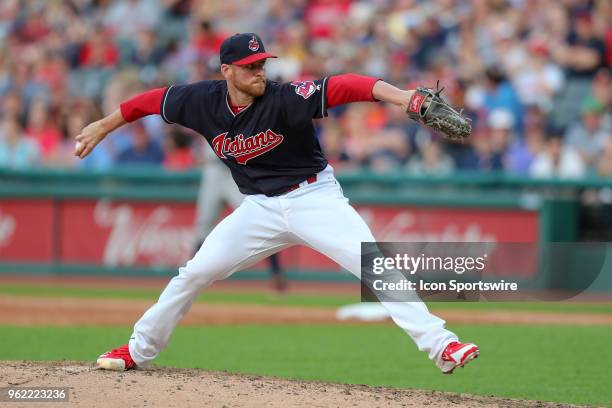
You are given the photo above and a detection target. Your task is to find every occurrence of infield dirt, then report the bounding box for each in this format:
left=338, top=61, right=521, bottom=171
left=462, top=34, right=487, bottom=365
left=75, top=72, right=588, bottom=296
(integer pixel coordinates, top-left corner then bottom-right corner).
left=1, top=296, right=610, bottom=326
left=0, top=361, right=586, bottom=408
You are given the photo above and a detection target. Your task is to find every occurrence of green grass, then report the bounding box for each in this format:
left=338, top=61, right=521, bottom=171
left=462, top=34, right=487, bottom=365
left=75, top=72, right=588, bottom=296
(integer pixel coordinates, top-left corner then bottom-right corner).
left=1, top=283, right=612, bottom=313
left=0, top=284, right=356, bottom=307
left=0, top=324, right=610, bottom=406
left=428, top=301, right=612, bottom=314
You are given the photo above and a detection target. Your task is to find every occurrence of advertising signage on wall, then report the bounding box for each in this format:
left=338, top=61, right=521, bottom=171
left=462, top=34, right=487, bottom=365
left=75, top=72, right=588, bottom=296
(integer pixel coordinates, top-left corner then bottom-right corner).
left=0, top=199, right=539, bottom=274
left=0, top=200, right=54, bottom=261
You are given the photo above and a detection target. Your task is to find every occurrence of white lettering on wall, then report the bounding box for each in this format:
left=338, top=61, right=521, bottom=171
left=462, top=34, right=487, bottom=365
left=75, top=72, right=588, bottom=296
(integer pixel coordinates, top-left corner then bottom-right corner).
left=0, top=210, right=16, bottom=248
left=94, top=200, right=195, bottom=267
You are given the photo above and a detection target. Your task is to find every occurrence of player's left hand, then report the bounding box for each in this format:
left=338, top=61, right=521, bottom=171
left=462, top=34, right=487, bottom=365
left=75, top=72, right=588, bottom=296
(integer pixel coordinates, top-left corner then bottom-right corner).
left=406, top=81, right=471, bottom=142
left=74, top=119, right=108, bottom=159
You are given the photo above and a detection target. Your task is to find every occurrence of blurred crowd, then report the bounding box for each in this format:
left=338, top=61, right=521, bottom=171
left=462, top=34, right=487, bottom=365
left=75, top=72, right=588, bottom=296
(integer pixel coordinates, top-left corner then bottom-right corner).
left=0, top=0, right=610, bottom=179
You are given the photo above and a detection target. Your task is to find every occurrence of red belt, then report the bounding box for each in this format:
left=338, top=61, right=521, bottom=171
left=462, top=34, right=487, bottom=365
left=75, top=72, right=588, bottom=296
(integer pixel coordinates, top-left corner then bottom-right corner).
left=285, top=174, right=317, bottom=193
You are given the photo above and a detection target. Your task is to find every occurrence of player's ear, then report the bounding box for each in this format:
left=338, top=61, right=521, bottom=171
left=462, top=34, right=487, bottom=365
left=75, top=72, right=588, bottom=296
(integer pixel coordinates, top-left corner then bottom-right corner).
left=220, top=64, right=232, bottom=80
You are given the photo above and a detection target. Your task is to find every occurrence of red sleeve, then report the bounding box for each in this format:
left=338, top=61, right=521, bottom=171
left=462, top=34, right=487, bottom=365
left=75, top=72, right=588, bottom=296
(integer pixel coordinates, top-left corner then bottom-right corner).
left=326, top=74, right=379, bottom=108
left=119, top=87, right=167, bottom=122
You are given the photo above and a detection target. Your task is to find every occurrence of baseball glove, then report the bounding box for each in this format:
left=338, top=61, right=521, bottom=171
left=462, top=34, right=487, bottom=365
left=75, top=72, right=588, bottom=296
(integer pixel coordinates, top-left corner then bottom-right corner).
left=406, top=81, right=471, bottom=141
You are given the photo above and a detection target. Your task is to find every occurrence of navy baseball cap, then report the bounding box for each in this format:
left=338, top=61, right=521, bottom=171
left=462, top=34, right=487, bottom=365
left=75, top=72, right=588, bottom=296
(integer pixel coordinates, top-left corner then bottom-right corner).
left=220, top=33, right=277, bottom=66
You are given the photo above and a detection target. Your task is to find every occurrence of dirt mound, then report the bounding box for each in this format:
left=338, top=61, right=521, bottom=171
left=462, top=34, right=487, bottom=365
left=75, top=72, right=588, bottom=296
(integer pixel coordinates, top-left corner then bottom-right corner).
left=0, top=361, right=584, bottom=408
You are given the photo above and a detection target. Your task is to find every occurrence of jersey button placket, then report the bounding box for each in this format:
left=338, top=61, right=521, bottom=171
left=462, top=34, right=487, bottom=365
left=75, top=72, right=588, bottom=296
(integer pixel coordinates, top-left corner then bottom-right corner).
left=226, top=105, right=254, bottom=191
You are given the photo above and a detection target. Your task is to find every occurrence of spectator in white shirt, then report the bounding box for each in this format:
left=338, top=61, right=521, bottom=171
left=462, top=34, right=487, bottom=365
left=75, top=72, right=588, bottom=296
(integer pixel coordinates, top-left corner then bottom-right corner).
left=530, top=132, right=586, bottom=179
left=0, top=117, right=40, bottom=169
left=564, top=97, right=610, bottom=167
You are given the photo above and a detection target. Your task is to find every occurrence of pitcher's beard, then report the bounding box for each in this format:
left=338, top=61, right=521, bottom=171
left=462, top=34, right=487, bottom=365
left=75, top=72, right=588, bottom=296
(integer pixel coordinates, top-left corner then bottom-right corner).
left=235, top=78, right=266, bottom=97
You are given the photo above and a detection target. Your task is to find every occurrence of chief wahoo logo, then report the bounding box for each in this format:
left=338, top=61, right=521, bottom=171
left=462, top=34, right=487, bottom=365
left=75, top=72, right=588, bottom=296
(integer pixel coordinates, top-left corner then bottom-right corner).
left=248, top=35, right=259, bottom=51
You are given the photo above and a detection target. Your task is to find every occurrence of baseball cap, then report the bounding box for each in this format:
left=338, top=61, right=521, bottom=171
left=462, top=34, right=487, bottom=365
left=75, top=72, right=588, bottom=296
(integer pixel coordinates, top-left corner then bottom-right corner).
left=581, top=97, right=605, bottom=114
left=220, top=33, right=277, bottom=66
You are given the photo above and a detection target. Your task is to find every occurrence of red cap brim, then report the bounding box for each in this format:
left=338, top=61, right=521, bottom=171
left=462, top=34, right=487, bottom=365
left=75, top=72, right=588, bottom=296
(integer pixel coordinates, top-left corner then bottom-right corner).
left=232, top=53, right=277, bottom=66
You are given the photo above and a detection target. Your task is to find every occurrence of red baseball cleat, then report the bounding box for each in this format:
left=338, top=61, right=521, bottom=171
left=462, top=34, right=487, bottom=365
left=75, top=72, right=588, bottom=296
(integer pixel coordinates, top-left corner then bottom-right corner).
left=440, top=341, right=479, bottom=374
left=97, top=344, right=136, bottom=371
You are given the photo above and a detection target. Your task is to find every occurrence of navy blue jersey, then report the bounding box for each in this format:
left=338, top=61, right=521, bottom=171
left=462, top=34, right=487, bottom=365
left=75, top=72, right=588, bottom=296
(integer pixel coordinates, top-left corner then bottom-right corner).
left=160, top=79, right=330, bottom=196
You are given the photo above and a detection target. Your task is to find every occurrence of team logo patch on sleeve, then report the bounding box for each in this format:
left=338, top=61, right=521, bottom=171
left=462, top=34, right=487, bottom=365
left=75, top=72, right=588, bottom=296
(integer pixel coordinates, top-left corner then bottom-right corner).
left=291, top=81, right=318, bottom=99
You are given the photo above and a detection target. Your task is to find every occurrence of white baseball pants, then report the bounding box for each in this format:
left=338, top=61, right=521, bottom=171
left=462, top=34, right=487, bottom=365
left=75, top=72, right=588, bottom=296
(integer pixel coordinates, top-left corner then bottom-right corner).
left=129, top=165, right=457, bottom=369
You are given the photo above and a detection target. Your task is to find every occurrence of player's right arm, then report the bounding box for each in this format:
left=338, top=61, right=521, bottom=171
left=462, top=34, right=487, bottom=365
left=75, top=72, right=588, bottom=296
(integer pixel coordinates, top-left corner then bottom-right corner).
left=73, top=108, right=126, bottom=159
left=74, top=87, right=167, bottom=159
left=75, top=83, right=205, bottom=159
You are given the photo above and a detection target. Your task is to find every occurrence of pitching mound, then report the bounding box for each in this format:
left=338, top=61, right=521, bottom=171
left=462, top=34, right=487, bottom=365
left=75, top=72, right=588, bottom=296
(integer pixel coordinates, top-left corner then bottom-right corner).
left=0, top=361, right=582, bottom=407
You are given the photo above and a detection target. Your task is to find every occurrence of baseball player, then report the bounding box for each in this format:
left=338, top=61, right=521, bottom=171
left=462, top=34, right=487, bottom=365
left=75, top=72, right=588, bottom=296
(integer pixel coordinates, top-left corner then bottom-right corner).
left=75, top=33, right=478, bottom=374
left=195, top=144, right=286, bottom=292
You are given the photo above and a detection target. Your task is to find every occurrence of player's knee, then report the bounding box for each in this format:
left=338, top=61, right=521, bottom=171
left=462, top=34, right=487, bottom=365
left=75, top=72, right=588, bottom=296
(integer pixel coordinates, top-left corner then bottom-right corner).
left=177, top=267, right=216, bottom=288
left=178, top=258, right=228, bottom=287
